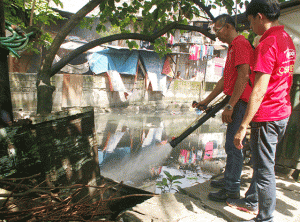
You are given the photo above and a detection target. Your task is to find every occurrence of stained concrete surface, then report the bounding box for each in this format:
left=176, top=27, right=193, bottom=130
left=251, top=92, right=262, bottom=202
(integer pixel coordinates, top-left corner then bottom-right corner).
left=117, top=166, right=300, bottom=222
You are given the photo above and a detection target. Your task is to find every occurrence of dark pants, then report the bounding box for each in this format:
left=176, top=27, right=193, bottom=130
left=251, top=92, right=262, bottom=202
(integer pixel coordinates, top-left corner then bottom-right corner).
left=224, top=99, right=247, bottom=192
left=245, top=117, right=289, bottom=222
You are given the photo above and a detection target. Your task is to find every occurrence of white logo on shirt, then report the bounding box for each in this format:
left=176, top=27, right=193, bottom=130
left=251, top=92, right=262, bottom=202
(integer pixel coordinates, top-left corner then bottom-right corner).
left=285, top=49, right=296, bottom=60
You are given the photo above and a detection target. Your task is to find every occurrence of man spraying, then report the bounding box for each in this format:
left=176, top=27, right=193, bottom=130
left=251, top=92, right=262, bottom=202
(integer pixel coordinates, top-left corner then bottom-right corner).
left=196, top=14, right=254, bottom=202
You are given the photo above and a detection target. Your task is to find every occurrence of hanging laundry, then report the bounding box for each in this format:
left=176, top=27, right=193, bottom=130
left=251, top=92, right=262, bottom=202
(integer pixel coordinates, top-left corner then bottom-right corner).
left=106, top=70, right=126, bottom=92
left=162, top=57, right=174, bottom=77
left=106, top=70, right=130, bottom=101
left=204, top=45, right=208, bottom=59
left=162, top=33, right=174, bottom=45
left=207, top=46, right=214, bottom=60
left=139, top=51, right=167, bottom=95
left=169, top=34, right=174, bottom=45
left=199, top=45, right=203, bottom=60
left=200, top=45, right=208, bottom=60
left=189, top=45, right=201, bottom=60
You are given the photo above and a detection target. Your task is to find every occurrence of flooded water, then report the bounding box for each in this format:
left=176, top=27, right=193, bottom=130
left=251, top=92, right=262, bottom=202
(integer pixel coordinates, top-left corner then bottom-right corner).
left=95, top=109, right=227, bottom=194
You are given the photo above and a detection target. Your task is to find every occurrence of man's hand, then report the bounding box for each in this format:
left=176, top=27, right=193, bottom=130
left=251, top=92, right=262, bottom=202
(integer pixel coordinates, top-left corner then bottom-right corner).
left=222, top=109, right=233, bottom=123
left=234, top=125, right=247, bottom=149
left=195, top=101, right=208, bottom=110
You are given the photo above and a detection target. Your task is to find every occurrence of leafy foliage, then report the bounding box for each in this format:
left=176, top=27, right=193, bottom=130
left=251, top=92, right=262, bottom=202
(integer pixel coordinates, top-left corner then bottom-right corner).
left=239, top=29, right=256, bottom=45
left=156, top=171, right=184, bottom=193
left=4, top=0, right=290, bottom=56
left=154, top=37, right=172, bottom=58
left=96, top=0, right=210, bottom=51
left=3, top=0, right=64, bottom=54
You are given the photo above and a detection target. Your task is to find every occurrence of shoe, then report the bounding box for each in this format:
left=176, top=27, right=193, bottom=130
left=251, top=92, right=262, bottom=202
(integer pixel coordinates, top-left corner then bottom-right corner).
left=210, top=178, right=225, bottom=188
left=227, top=198, right=258, bottom=215
left=239, top=220, right=256, bottom=222
left=208, top=188, right=240, bottom=202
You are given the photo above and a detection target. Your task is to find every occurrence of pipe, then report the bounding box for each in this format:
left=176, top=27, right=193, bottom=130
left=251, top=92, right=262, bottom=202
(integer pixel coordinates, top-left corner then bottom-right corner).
left=169, top=96, right=230, bottom=148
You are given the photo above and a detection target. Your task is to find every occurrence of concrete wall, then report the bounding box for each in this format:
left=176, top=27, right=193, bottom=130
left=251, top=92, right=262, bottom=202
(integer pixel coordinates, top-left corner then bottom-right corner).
left=9, top=72, right=202, bottom=118
left=0, top=107, right=100, bottom=191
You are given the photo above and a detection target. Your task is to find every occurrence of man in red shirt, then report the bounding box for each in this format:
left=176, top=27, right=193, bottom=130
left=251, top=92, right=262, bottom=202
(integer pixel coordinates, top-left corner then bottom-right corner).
left=229, top=0, right=296, bottom=221
left=196, top=14, right=253, bottom=202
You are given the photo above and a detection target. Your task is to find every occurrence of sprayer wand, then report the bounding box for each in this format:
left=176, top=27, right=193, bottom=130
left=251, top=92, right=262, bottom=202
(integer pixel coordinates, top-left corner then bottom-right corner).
left=169, top=95, right=230, bottom=148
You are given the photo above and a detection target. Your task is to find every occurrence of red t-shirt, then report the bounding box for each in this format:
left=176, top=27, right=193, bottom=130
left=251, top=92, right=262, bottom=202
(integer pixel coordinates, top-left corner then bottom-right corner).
left=223, top=35, right=253, bottom=103
left=252, top=26, right=296, bottom=122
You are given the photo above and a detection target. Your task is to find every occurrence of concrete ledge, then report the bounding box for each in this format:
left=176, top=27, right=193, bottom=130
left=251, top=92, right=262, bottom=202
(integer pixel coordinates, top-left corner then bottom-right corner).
left=116, top=166, right=300, bottom=222
left=117, top=193, right=226, bottom=222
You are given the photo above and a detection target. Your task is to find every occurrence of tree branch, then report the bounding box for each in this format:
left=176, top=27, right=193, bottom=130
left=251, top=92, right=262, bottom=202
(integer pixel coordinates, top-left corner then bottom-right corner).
left=50, top=22, right=215, bottom=76
left=38, top=0, right=107, bottom=84
left=174, top=24, right=215, bottom=39
left=29, top=0, right=37, bottom=26
left=192, top=0, right=215, bottom=20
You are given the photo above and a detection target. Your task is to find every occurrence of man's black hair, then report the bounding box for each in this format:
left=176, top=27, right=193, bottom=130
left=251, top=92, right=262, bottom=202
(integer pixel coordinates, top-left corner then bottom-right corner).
left=246, top=0, right=280, bottom=21
left=213, top=14, right=236, bottom=30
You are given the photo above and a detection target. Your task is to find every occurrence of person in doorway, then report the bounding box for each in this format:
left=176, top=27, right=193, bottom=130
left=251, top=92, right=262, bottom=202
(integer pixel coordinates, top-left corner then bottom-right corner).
left=228, top=0, right=296, bottom=221
left=175, top=71, right=183, bottom=80
left=188, top=74, right=197, bottom=81
left=195, top=14, right=254, bottom=202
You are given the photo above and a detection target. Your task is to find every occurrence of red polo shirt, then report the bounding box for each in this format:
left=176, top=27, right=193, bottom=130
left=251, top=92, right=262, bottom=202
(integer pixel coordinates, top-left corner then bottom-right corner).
left=223, top=35, right=254, bottom=103
left=252, top=26, right=296, bottom=122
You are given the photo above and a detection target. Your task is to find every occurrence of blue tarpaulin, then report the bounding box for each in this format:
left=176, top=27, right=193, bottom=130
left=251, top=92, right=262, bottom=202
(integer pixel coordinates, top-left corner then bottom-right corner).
left=87, top=47, right=168, bottom=93
left=88, top=48, right=139, bottom=75
left=139, top=50, right=167, bottom=92
left=139, top=50, right=165, bottom=75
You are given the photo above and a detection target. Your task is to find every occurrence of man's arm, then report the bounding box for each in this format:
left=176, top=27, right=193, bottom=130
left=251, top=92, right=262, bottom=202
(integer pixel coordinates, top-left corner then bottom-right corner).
left=222, top=64, right=250, bottom=123
left=228, top=64, right=250, bottom=107
left=234, top=72, right=271, bottom=149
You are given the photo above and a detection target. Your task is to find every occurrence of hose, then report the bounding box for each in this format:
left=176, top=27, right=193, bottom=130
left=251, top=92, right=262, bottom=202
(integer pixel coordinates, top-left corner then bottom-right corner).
left=0, top=21, right=34, bottom=58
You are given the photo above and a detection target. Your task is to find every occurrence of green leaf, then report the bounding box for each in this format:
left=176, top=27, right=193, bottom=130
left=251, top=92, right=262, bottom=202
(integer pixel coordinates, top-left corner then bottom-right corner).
left=52, top=0, right=63, bottom=8
left=162, top=178, right=168, bottom=186
left=164, top=171, right=172, bottom=180
left=108, top=0, right=115, bottom=8
left=171, top=175, right=184, bottom=180
left=100, top=2, right=106, bottom=11
left=173, top=181, right=182, bottom=184
left=156, top=182, right=163, bottom=186
left=187, top=177, right=198, bottom=180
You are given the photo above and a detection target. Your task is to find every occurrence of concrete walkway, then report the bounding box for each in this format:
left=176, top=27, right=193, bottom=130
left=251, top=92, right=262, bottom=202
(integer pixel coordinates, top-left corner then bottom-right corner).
left=117, top=166, right=300, bottom=222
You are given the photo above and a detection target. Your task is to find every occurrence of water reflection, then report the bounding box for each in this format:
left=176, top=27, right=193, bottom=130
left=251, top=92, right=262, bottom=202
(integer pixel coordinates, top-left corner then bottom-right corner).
left=95, top=111, right=227, bottom=193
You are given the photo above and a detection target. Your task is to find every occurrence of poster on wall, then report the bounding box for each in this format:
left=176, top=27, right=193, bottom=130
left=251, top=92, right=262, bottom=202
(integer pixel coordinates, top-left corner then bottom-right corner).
left=205, top=57, right=225, bottom=82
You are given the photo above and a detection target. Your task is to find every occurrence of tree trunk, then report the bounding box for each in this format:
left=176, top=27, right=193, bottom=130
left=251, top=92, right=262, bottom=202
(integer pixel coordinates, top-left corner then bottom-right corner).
left=0, top=0, right=13, bottom=121
left=36, top=0, right=106, bottom=114
left=37, top=83, right=55, bottom=115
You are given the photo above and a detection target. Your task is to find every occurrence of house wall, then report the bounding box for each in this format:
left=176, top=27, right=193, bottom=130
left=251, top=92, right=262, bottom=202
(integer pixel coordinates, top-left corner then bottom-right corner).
left=9, top=72, right=202, bottom=119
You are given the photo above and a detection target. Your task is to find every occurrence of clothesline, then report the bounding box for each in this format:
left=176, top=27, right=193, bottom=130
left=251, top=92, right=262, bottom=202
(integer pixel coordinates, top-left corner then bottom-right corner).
left=189, top=44, right=215, bottom=61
